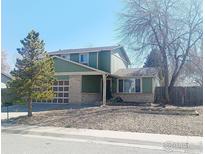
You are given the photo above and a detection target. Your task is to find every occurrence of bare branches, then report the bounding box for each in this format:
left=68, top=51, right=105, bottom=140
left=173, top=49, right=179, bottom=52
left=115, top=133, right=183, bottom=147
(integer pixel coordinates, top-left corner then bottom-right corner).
left=119, top=0, right=202, bottom=102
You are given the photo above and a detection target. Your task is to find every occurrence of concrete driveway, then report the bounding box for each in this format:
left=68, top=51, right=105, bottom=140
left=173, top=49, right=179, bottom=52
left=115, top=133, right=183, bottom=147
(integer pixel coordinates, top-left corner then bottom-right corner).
left=1, top=102, right=98, bottom=120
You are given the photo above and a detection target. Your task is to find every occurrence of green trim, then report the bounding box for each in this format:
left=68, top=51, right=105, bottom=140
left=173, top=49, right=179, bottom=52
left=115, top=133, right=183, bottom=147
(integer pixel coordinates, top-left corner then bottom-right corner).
left=89, top=52, right=97, bottom=68
left=98, top=51, right=111, bottom=72
left=55, top=75, right=69, bottom=81
left=53, top=57, right=94, bottom=72
left=70, top=53, right=79, bottom=62
left=112, top=78, right=117, bottom=93
left=82, top=75, right=101, bottom=93
left=142, top=77, right=152, bottom=93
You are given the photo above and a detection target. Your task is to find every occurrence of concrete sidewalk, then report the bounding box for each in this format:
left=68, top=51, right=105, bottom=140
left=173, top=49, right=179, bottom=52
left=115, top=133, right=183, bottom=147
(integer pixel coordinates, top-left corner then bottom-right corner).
left=2, top=125, right=202, bottom=153
left=1, top=112, right=27, bottom=120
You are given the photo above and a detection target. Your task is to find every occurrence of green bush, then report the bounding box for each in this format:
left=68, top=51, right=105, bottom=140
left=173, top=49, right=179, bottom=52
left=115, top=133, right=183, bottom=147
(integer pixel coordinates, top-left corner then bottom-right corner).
left=109, top=97, right=124, bottom=104
left=1, top=88, right=24, bottom=106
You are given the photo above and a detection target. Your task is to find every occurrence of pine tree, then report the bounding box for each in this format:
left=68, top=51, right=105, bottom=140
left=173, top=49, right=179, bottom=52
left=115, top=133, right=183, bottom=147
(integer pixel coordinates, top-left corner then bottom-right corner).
left=143, top=49, right=162, bottom=68
left=8, top=30, right=55, bottom=117
left=144, top=49, right=164, bottom=86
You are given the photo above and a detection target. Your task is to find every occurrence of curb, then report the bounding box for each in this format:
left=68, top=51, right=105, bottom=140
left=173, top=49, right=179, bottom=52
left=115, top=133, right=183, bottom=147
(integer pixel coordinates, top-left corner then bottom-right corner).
left=2, top=125, right=202, bottom=153
left=2, top=128, right=162, bottom=147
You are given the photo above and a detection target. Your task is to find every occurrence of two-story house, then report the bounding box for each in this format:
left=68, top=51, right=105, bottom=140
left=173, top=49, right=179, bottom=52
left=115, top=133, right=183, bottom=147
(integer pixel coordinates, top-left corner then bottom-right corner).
left=48, top=45, right=159, bottom=105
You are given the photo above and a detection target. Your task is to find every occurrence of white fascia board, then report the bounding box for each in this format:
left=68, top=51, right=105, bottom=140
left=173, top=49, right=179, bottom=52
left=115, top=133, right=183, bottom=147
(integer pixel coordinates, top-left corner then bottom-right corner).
left=111, top=46, right=131, bottom=65
left=55, top=72, right=103, bottom=76
left=49, top=50, right=106, bottom=55
left=111, top=52, right=130, bottom=65
left=112, top=75, right=155, bottom=78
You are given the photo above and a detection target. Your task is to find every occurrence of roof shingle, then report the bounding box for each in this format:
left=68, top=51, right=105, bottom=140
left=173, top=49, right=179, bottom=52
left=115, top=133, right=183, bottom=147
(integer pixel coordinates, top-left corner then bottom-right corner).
left=113, top=67, right=158, bottom=77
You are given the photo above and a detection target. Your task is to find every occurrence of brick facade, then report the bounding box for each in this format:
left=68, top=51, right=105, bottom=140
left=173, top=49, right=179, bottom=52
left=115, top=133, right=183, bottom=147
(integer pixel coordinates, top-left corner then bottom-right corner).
left=69, top=75, right=82, bottom=103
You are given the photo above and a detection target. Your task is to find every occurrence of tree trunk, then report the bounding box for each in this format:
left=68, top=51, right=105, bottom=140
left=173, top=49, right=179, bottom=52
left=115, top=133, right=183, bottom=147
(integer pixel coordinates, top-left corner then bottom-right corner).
left=161, top=50, right=170, bottom=104
left=164, top=71, right=170, bottom=104
left=27, top=99, right=32, bottom=117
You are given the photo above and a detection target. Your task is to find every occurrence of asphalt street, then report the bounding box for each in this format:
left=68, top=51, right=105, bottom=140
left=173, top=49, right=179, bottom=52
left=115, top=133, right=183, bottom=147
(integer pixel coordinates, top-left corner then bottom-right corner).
left=2, top=133, right=186, bottom=154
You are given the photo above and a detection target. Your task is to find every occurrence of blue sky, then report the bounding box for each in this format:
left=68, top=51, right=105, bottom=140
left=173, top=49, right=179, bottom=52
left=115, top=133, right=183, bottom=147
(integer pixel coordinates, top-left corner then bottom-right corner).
left=2, top=0, right=142, bottom=70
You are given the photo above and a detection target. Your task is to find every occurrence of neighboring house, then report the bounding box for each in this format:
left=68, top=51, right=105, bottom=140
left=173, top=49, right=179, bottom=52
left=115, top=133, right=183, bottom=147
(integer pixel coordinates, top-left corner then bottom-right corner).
left=1, top=72, right=12, bottom=89
left=48, top=45, right=159, bottom=104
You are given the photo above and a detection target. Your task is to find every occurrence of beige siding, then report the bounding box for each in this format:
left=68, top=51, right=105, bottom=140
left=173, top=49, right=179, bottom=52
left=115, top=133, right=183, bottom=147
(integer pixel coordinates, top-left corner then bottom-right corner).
left=152, top=77, right=160, bottom=94
left=69, top=75, right=82, bottom=103
left=111, top=52, right=128, bottom=74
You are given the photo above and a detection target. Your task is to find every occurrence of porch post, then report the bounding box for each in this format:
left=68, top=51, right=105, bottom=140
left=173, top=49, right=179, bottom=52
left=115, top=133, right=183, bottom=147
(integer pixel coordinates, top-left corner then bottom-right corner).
left=102, top=74, right=107, bottom=106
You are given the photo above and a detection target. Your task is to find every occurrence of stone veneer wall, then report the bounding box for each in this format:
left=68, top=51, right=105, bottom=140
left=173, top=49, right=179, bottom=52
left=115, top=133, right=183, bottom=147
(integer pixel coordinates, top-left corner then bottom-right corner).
left=113, top=93, right=154, bottom=103
left=69, top=75, right=82, bottom=103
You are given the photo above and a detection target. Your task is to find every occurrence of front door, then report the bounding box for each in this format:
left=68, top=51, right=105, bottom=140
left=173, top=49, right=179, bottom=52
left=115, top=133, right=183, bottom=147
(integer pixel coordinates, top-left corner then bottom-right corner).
left=106, top=80, right=112, bottom=100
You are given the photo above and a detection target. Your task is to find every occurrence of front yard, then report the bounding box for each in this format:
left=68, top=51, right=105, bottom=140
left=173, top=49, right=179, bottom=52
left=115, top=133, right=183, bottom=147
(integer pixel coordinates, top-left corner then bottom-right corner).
left=13, top=106, right=202, bottom=136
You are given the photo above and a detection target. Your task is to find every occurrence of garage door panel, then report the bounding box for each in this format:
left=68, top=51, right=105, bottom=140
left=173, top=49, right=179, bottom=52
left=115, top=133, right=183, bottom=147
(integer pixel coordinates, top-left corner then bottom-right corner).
left=52, top=80, right=69, bottom=103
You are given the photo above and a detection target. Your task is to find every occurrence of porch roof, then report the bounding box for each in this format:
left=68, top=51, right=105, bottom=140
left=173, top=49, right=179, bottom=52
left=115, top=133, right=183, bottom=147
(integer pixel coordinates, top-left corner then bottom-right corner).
left=113, top=67, right=158, bottom=77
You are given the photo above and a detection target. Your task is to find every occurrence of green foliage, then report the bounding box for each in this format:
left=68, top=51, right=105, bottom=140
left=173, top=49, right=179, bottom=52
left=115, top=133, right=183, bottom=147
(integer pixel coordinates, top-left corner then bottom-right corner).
left=8, top=30, right=56, bottom=103
left=144, top=49, right=164, bottom=85
left=143, top=49, right=162, bottom=68
left=1, top=88, right=24, bottom=106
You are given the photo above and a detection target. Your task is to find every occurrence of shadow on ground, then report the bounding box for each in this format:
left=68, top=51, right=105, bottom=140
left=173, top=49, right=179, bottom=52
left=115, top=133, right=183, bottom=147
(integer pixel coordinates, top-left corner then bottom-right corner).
left=1, top=103, right=99, bottom=113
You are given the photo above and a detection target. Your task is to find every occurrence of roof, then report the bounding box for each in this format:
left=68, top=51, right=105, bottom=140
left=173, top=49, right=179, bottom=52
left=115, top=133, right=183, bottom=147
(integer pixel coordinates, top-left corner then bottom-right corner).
left=48, top=45, right=131, bottom=64
left=49, top=45, right=120, bottom=55
left=113, top=67, right=159, bottom=77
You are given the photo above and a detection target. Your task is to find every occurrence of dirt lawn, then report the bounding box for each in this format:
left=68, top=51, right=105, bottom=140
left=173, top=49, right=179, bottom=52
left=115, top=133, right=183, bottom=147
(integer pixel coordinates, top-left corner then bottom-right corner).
left=14, top=106, right=202, bottom=136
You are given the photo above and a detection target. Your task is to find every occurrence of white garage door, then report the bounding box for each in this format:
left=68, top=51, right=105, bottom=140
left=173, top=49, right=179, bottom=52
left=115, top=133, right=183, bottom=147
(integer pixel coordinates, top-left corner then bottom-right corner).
left=53, top=80, right=69, bottom=103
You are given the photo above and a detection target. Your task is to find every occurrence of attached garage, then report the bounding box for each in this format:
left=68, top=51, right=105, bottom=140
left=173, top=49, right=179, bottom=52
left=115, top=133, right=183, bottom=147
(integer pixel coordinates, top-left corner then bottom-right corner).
left=53, top=80, right=69, bottom=103
left=52, top=56, right=107, bottom=104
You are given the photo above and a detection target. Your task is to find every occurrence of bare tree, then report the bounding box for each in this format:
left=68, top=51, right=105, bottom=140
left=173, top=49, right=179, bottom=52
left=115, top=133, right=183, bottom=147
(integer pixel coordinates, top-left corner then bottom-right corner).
left=181, top=43, right=203, bottom=86
left=1, top=50, right=10, bottom=73
left=119, top=0, right=202, bottom=103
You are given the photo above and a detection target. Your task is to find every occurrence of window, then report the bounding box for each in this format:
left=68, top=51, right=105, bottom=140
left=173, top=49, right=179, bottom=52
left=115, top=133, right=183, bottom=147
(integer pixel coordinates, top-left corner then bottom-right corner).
left=59, top=87, right=63, bottom=91
left=53, top=87, right=58, bottom=91
left=124, top=79, right=135, bottom=93
left=64, top=87, right=69, bottom=91
left=58, top=93, right=63, bottom=97
left=119, top=80, right=123, bottom=92
left=64, top=81, right=69, bottom=85
left=79, top=53, right=89, bottom=64
left=118, top=78, right=141, bottom=93
left=59, top=81, right=63, bottom=85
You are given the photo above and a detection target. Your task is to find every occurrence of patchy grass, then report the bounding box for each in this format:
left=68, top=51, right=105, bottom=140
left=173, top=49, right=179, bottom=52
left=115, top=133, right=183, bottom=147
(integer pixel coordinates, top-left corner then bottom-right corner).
left=13, top=106, right=202, bottom=136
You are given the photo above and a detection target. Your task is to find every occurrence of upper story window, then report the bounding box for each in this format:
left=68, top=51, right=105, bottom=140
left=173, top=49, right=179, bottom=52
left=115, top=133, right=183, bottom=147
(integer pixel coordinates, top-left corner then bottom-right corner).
left=79, top=53, right=89, bottom=65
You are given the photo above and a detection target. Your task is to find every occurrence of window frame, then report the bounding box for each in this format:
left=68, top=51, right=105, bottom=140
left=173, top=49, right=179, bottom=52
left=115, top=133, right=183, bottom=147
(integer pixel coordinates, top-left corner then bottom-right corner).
left=79, top=53, right=89, bottom=64
left=117, top=78, right=142, bottom=93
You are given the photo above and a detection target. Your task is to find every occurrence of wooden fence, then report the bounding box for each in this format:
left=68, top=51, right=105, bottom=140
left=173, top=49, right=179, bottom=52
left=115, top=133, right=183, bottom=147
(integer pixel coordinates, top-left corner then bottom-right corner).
left=155, top=87, right=203, bottom=106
